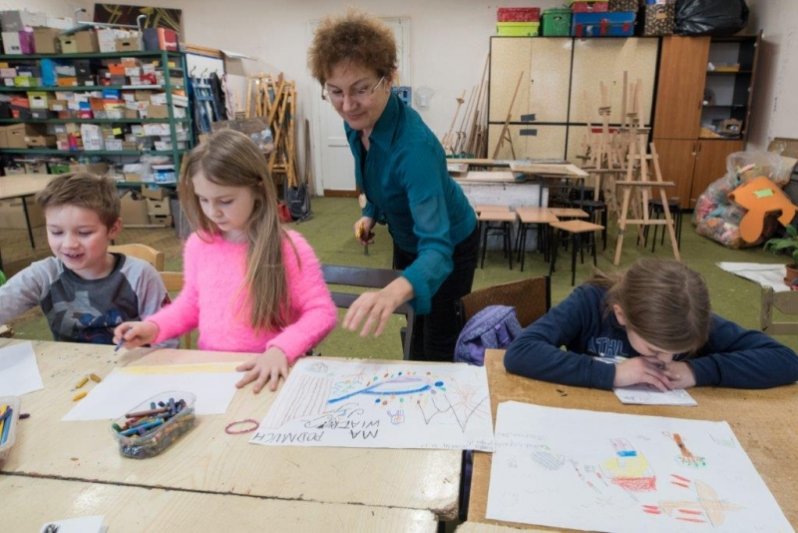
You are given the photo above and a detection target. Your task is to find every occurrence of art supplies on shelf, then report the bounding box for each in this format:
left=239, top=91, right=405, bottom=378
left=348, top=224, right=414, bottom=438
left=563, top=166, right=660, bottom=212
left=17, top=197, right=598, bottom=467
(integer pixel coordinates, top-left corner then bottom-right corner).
left=0, top=395, right=21, bottom=462
left=112, top=391, right=196, bottom=459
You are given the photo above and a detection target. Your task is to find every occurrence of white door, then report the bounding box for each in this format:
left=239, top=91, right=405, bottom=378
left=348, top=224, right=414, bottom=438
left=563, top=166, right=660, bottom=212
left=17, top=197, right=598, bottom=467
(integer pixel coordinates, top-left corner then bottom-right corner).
left=307, top=17, right=411, bottom=194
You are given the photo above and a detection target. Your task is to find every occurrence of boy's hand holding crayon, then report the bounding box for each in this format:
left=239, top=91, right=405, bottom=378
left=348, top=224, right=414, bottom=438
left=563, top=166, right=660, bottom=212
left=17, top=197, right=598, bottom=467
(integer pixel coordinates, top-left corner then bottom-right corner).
left=113, top=321, right=159, bottom=351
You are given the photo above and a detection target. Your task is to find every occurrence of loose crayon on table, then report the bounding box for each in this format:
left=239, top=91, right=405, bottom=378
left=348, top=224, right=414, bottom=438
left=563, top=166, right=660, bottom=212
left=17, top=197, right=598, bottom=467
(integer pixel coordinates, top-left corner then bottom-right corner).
left=89, top=373, right=102, bottom=383
left=0, top=406, right=12, bottom=444
left=72, top=391, right=88, bottom=401
left=75, top=376, right=89, bottom=388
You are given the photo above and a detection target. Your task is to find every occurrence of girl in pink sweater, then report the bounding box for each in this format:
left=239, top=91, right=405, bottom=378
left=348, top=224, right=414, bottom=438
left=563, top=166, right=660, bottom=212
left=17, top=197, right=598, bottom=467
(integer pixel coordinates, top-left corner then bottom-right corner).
left=114, top=130, right=337, bottom=393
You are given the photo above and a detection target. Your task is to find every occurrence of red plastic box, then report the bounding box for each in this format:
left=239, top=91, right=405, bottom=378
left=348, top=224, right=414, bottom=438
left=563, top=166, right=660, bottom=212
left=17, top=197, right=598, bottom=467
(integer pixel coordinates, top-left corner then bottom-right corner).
left=497, top=7, right=541, bottom=22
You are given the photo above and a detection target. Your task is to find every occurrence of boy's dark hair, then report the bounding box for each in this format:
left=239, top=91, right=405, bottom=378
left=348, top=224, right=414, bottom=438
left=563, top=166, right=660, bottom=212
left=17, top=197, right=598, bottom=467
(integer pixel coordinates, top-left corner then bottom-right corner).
left=35, top=172, right=120, bottom=228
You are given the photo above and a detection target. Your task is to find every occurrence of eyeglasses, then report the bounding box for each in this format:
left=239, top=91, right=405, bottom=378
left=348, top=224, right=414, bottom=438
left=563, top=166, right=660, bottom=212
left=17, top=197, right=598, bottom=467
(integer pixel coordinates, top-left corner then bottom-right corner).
left=322, top=76, right=385, bottom=104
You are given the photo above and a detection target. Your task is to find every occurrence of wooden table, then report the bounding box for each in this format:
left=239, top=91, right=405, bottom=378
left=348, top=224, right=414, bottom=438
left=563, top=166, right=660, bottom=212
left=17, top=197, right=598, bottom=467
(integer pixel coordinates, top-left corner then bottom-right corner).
left=469, top=349, right=798, bottom=529
left=0, top=340, right=462, bottom=521
left=2, top=475, right=438, bottom=532
left=0, top=173, right=54, bottom=259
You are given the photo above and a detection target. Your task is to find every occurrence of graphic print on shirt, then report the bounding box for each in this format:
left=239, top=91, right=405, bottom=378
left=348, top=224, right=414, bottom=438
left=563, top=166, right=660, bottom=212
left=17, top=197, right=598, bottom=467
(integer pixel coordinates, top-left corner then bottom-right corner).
left=587, top=336, right=628, bottom=359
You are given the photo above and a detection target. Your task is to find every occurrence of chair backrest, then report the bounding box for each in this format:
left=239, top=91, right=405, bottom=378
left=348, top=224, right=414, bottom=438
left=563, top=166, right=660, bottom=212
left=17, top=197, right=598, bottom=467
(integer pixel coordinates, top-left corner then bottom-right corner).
left=159, top=270, right=193, bottom=349
left=457, top=276, right=551, bottom=329
left=760, top=286, right=798, bottom=335
left=108, top=243, right=165, bottom=271
left=321, top=264, right=415, bottom=360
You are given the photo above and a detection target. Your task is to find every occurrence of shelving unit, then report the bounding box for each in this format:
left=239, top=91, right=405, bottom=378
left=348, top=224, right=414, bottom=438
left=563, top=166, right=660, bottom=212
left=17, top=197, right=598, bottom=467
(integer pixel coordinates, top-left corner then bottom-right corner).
left=653, top=33, right=760, bottom=208
left=0, top=50, right=192, bottom=184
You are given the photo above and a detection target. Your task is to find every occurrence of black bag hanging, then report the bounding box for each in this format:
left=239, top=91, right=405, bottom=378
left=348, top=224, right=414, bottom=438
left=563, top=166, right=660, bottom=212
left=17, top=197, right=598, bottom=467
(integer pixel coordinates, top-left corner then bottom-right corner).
left=285, top=183, right=312, bottom=222
left=675, top=0, right=750, bottom=36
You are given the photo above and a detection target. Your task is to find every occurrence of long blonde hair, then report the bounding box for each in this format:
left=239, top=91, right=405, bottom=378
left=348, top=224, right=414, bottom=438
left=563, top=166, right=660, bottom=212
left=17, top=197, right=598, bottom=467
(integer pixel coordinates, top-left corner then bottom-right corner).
left=590, top=258, right=711, bottom=354
left=178, top=129, right=290, bottom=330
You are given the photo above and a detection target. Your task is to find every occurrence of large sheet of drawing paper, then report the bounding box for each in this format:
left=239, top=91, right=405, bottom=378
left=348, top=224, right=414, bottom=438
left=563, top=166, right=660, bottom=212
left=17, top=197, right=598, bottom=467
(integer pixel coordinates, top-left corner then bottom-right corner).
left=486, top=401, right=792, bottom=532
left=250, top=358, right=494, bottom=451
left=62, top=363, right=241, bottom=420
left=0, top=342, right=44, bottom=396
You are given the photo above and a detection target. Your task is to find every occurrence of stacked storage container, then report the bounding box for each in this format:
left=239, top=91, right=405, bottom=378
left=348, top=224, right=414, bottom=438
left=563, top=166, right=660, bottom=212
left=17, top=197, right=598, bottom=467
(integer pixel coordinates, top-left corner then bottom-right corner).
left=496, top=7, right=541, bottom=36
left=542, top=8, right=572, bottom=36
left=642, top=0, right=676, bottom=36
left=570, top=0, right=637, bottom=37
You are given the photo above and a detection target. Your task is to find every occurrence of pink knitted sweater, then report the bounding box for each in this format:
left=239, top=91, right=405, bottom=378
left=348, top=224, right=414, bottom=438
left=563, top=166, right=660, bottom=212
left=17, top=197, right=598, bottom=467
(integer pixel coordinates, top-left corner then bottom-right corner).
left=148, top=230, right=336, bottom=363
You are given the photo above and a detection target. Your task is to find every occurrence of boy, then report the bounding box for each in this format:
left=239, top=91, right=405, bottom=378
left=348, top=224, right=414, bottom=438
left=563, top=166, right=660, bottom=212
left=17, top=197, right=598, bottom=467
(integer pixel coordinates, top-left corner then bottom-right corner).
left=0, top=173, right=171, bottom=344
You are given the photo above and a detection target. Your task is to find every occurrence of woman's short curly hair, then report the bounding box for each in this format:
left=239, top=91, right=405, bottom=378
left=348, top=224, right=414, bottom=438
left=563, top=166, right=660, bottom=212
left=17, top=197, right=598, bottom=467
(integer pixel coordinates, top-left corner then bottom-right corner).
left=308, top=10, right=397, bottom=85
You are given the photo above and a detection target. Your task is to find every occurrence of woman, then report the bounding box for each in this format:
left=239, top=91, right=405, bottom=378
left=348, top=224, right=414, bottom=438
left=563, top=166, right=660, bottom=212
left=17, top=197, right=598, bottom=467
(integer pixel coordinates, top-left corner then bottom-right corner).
left=308, top=11, right=479, bottom=361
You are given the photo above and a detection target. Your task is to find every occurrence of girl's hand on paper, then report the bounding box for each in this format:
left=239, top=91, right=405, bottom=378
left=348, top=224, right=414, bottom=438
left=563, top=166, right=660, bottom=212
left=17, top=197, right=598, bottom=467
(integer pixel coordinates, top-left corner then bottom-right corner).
left=663, top=361, right=696, bottom=389
left=113, top=321, right=159, bottom=350
left=236, top=347, right=289, bottom=393
left=613, top=357, right=673, bottom=391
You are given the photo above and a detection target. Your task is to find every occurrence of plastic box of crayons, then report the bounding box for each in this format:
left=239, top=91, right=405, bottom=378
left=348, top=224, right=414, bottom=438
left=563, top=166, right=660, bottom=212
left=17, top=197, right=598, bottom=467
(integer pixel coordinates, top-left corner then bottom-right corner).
left=0, top=396, right=21, bottom=462
left=112, top=391, right=196, bottom=459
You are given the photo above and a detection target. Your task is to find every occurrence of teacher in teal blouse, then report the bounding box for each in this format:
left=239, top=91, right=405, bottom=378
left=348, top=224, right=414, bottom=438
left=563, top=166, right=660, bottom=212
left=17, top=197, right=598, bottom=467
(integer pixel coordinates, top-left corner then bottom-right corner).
left=308, top=11, right=479, bottom=361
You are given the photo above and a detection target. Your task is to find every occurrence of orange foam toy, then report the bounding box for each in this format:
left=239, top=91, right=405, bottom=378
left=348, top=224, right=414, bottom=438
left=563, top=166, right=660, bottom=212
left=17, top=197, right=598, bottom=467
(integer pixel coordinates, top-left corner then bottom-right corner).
left=729, top=176, right=798, bottom=243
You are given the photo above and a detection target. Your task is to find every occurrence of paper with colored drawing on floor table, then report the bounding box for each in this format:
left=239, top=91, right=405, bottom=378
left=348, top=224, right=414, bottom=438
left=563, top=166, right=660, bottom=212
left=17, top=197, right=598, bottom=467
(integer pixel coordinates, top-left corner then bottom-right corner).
left=62, top=363, right=241, bottom=421
left=250, top=358, right=494, bottom=451
left=614, top=385, right=697, bottom=406
left=0, top=341, right=44, bottom=396
left=486, top=401, right=792, bottom=532
left=40, top=515, right=104, bottom=533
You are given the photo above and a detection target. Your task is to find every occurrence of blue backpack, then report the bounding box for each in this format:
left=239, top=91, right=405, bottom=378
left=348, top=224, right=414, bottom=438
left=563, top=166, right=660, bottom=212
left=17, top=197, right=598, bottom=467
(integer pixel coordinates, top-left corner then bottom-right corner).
left=454, top=305, right=522, bottom=366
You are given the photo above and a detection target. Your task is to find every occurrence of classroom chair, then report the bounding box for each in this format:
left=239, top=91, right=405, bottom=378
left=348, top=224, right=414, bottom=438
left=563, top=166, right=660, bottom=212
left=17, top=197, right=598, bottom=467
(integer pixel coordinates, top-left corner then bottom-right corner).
left=548, top=219, right=605, bottom=286
left=760, top=286, right=798, bottom=335
left=456, top=276, right=551, bottom=329
left=321, top=264, right=415, bottom=360
left=108, top=243, right=165, bottom=271
left=159, top=270, right=194, bottom=349
left=476, top=206, right=517, bottom=270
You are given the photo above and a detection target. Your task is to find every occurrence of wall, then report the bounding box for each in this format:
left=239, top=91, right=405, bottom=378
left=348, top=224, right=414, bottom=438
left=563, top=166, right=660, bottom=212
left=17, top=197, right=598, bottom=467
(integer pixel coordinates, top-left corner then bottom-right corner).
left=746, top=0, right=798, bottom=150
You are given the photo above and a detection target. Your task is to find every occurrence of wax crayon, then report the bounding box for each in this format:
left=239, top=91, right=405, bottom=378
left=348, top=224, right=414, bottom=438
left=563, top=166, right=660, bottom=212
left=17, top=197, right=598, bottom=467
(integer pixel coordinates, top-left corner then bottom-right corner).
left=75, top=376, right=89, bottom=388
left=89, top=373, right=102, bottom=383
left=72, top=391, right=88, bottom=401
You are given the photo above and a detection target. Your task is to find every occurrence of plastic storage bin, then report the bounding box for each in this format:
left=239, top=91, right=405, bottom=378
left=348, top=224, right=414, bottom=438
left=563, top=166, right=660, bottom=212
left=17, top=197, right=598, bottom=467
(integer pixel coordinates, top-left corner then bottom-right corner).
left=542, top=9, right=572, bottom=36
left=497, top=22, right=540, bottom=36
left=112, top=391, right=196, bottom=459
left=0, top=396, right=20, bottom=462
left=497, top=7, right=541, bottom=22
left=572, top=12, right=636, bottom=37
left=609, top=0, right=639, bottom=11
left=643, top=2, right=675, bottom=35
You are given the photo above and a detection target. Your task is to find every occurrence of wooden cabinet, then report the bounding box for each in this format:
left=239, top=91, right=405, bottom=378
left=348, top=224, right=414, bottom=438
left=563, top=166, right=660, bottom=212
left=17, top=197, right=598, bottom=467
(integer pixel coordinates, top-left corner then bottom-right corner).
left=656, top=138, right=743, bottom=207
left=654, top=34, right=759, bottom=208
left=488, top=37, right=659, bottom=161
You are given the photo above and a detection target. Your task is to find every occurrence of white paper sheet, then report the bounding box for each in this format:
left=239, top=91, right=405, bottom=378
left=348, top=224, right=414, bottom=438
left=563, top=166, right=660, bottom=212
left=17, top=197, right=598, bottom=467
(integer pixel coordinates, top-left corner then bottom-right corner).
left=614, top=385, right=697, bottom=406
left=717, top=261, right=789, bottom=292
left=0, top=342, right=44, bottom=396
left=250, top=358, right=494, bottom=451
left=62, top=363, right=241, bottom=421
left=486, top=401, right=792, bottom=532
left=40, top=515, right=105, bottom=533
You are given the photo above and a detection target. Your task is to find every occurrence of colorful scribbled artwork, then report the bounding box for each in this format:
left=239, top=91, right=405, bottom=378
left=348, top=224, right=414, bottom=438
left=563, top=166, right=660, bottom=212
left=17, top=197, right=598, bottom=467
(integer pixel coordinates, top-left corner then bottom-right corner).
left=486, top=401, right=792, bottom=532
left=250, top=359, right=494, bottom=451
left=93, top=4, right=183, bottom=35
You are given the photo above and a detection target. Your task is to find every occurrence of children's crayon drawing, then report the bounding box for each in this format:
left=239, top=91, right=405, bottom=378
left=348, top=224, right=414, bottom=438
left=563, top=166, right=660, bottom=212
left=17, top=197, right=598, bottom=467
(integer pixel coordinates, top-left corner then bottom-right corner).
left=62, top=363, right=241, bottom=421
left=250, top=358, right=494, bottom=451
left=486, top=401, right=792, bottom=532
left=614, top=385, right=697, bottom=406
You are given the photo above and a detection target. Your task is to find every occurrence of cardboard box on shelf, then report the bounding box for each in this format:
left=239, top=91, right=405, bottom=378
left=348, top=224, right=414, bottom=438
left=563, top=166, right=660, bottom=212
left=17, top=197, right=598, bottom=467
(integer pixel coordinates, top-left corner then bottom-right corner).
left=0, top=197, right=45, bottom=229
left=0, top=10, right=47, bottom=32
left=141, top=185, right=167, bottom=200
left=145, top=198, right=171, bottom=216
left=58, top=30, right=99, bottom=54
left=5, top=123, right=40, bottom=149
left=148, top=214, right=173, bottom=227
left=120, top=193, right=150, bottom=225
left=147, top=104, right=169, bottom=118
left=0, top=127, right=7, bottom=148
left=115, top=37, right=142, bottom=53
left=25, top=134, right=57, bottom=147
left=68, top=162, right=109, bottom=176
left=33, top=28, right=61, bottom=54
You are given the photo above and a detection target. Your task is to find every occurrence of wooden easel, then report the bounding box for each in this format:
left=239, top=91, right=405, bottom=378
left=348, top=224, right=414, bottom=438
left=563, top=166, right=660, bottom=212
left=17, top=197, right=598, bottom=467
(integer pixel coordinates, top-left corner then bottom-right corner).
left=612, top=132, right=680, bottom=265
left=491, top=71, right=524, bottom=159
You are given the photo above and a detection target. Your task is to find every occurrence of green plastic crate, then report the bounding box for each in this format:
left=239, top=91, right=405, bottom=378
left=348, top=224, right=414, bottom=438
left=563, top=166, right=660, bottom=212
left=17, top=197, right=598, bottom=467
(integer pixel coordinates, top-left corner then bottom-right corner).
left=496, top=22, right=540, bottom=37
left=542, top=8, right=572, bottom=36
